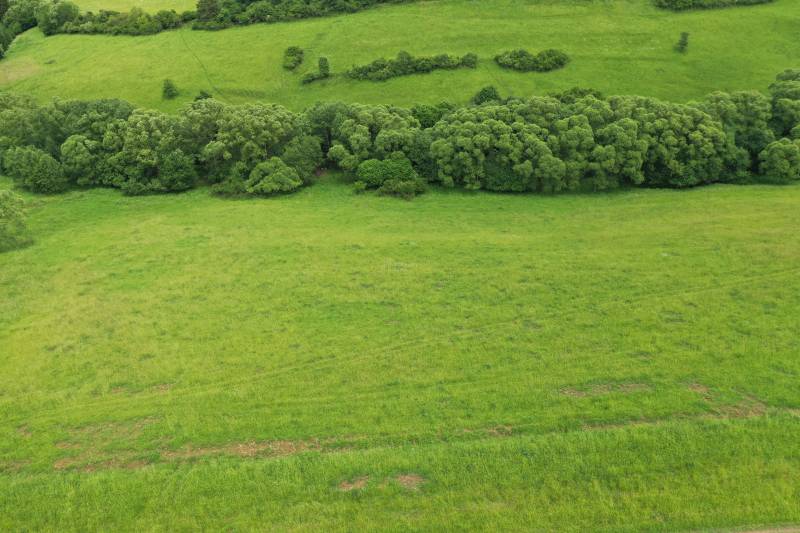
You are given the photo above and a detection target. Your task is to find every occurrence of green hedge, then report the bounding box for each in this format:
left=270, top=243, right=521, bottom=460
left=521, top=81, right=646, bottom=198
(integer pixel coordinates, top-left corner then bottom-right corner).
left=0, top=69, right=799, bottom=201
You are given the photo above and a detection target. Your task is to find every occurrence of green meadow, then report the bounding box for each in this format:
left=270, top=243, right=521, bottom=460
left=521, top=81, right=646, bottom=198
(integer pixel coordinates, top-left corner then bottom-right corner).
left=1, top=175, right=800, bottom=530
left=1, top=0, right=799, bottom=111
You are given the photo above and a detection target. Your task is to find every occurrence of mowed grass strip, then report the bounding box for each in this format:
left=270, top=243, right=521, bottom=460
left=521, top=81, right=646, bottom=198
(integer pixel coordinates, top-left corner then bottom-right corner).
left=1, top=0, right=799, bottom=111
left=0, top=176, right=799, bottom=528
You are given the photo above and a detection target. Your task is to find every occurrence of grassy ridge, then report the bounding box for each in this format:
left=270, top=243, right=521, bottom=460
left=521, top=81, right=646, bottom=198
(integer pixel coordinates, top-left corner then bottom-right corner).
left=1, top=0, right=799, bottom=111
left=1, top=176, right=799, bottom=528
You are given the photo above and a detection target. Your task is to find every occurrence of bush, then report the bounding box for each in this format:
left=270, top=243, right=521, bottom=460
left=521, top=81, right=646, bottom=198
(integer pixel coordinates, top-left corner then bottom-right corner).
left=301, top=57, right=331, bottom=84
left=3, top=145, right=67, bottom=193
left=758, top=138, right=800, bottom=183
left=471, top=86, right=501, bottom=105
left=245, top=157, right=303, bottom=195
left=162, top=79, right=179, bottom=99
left=494, top=49, right=569, bottom=72
left=0, top=189, right=30, bottom=252
left=655, top=0, right=773, bottom=10
left=283, top=46, right=304, bottom=70
left=346, top=51, right=477, bottom=81
left=675, top=32, right=689, bottom=53
left=195, top=90, right=212, bottom=100
left=355, top=157, right=425, bottom=198
left=34, top=0, right=78, bottom=35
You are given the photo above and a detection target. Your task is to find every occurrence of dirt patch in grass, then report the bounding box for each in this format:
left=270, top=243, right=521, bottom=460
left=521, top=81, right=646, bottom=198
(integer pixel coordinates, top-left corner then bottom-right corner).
left=486, top=425, right=513, bottom=437
left=17, top=425, right=32, bottom=438
left=394, top=473, right=426, bottom=491
left=561, top=383, right=650, bottom=398
left=338, top=476, right=370, bottom=491
left=151, top=383, right=173, bottom=393
left=161, top=439, right=319, bottom=461
left=688, top=382, right=714, bottom=401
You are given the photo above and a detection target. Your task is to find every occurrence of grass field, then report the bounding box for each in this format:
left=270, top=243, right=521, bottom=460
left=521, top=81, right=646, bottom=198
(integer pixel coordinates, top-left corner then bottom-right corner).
left=1, top=175, right=800, bottom=530
left=1, top=0, right=799, bottom=111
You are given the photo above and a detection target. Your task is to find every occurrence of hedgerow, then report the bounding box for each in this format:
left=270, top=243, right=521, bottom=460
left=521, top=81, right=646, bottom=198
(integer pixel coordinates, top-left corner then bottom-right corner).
left=0, top=69, right=798, bottom=202
left=654, top=0, right=773, bottom=10
left=494, top=49, right=569, bottom=72
left=346, top=51, right=477, bottom=81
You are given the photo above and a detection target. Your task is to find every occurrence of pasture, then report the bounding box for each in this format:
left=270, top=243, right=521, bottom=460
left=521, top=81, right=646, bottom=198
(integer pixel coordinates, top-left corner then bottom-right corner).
left=1, top=176, right=799, bottom=530
left=0, top=0, right=799, bottom=111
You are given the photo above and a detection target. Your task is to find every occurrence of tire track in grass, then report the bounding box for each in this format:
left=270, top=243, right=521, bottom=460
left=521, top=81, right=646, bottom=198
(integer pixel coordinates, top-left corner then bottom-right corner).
left=177, top=28, right=228, bottom=102
left=5, top=265, right=800, bottom=425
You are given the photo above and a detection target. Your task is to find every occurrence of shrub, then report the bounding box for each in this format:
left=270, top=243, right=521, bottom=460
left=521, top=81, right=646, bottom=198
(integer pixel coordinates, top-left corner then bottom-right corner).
left=195, top=90, right=212, bottom=100
left=162, top=79, right=179, bottom=99
left=3, top=145, right=68, bottom=193
left=346, top=51, right=477, bottom=81
left=494, top=49, right=569, bottom=72
left=34, top=0, right=78, bottom=35
left=355, top=157, right=425, bottom=198
left=758, top=138, right=800, bottom=183
left=301, top=57, right=331, bottom=84
left=0, top=189, right=30, bottom=252
left=245, top=157, right=303, bottom=195
left=654, top=0, right=773, bottom=10
left=283, top=46, right=304, bottom=70
left=471, top=85, right=501, bottom=105
left=675, top=32, right=689, bottom=53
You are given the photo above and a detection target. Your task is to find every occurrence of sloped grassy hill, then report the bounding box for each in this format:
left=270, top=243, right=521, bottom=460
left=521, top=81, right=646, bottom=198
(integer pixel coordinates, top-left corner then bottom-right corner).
left=1, top=0, right=798, bottom=111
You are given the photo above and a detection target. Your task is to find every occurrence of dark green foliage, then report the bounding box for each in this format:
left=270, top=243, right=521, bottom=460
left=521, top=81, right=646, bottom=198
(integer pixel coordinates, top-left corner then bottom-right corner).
left=57, top=7, right=188, bottom=35
left=654, top=0, right=773, bottom=10
left=494, top=49, right=569, bottom=72
left=301, top=57, right=331, bottom=84
left=346, top=51, right=477, bottom=81
left=471, top=86, right=501, bottom=105
left=195, top=90, right=213, bottom=100
left=195, top=0, right=219, bottom=21
left=2, top=0, right=42, bottom=32
left=0, top=189, right=30, bottom=251
left=34, top=0, right=78, bottom=35
left=162, top=79, right=179, bottom=100
left=104, top=110, right=197, bottom=194
left=3, top=145, right=67, bottom=193
left=758, top=138, right=800, bottom=183
left=193, top=0, right=418, bottom=32
left=411, top=102, right=455, bottom=128
left=355, top=156, right=425, bottom=198
left=675, top=32, right=689, bottom=53
left=768, top=69, right=800, bottom=137
left=0, top=69, right=798, bottom=199
left=283, top=46, right=304, bottom=70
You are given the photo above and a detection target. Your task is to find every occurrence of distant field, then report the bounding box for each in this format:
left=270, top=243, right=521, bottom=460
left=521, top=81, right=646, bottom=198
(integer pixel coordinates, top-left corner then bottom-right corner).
left=1, top=176, right=799, bottom=530
left=1, top=0, right=798, bottom=111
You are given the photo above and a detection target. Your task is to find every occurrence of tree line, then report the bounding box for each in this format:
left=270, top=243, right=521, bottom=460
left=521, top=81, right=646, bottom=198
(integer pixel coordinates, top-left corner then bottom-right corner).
left=0, top=69, right=798, bottom=201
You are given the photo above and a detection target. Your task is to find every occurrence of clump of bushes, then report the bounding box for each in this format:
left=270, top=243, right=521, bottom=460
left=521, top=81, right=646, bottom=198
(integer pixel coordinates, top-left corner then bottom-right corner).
left=162, top=79, right=179, bottom=99
left=301, top=57, right=330, bottom=84
left=355, top=157, right=426, bottom=198
left=346, top=51, right=477, bottom=81
left=58, top=7, right=187, bottom=35
left=494, top=49, right=570, bottom=72
left=283, top=46, right=304, bottom=70
left=3, top=146, right=68, bottom=193
left=0, top=189, right=31, bottom=252
left=471, top=85, right=501, bottom=105
left=675, top=32, right=689, bottom=53
left=654, top=0, right=773, bottom=10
